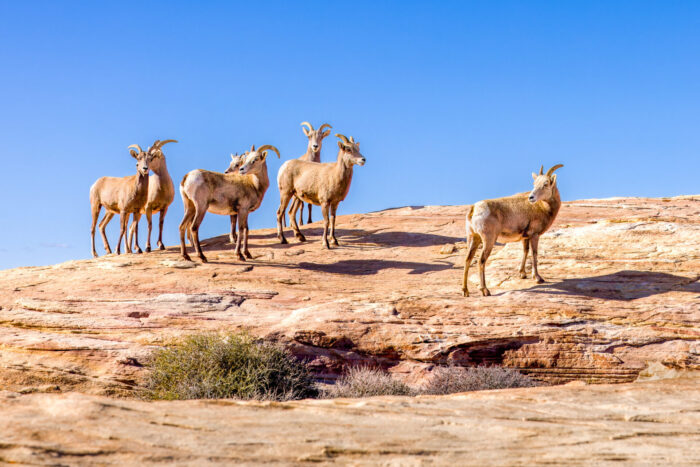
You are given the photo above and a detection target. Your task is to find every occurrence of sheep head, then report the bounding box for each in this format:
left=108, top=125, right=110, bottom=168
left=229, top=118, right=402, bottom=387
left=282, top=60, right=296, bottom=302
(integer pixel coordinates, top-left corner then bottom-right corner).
left=238, top=144, right=280, bottom=175
left=529, top=164, right=564, bottom=203
left=127, top=144, right=154, bottom=176
left=301, top=122, right=332, bottom=154
left=336, top=134, right=365, bottom=166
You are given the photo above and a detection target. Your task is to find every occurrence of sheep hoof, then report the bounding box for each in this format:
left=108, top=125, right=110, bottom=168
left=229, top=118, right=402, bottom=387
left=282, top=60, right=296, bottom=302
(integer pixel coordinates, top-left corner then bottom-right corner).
left=480, top=288, right=491, bottom=297
left=182, top=253, right=192, bottom=262
left=199, top=255, right=208, bottom=263
left=279, top=236, right=288, bottom=245
left=535, top=276, right=545, bottom=284
left=135, top=248, right=143, bottom=254
left=296, top=234, right=306, bottom=242
left=145, top=246, right=151, bottom=253
left=519, top=271, right=527, bottom=279
left=244, top=251, right=253, bottom=259
left=92, top=252, right=98, bottom=258
left=237, top=254, right=246, bottom=262
left=462, top=289, right=469, bottom=297
left=158, top=242, right=165, bottom=250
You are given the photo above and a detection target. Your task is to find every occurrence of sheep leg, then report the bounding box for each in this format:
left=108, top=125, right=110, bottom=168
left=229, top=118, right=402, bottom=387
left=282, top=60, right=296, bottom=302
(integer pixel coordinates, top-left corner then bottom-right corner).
left=129, top=212, right=143, bottom=254
left=461, top=233, right=482, bottom=297
left=289, top=199, right=306, bottom=242
left=276, top=192, right=293, bottom=244
left=321, top=203, right=331, bottom=249
left=239, top=210, right=252, bottom=260
left=229, top=214, right=238, bottom=244
left=143, top=208, right=153, bottom=252
left=90, top=204, right=101, bottom=258
left=289, top=198, right=302, bottom=226
left=98, top=212, right=114, bottom=254
left=330, top=203, right=339, bottom=246
left=519, top=238, right=530, bottom=279
left=116, top=212, right=130, bottom=255
left=530, top=234, right=545, bottom=283
left=298, top=199, right=305, bottom=226
left=179, top=201, right=196, bottom=261
left=478, top=236, right=496, bottom=296
left=190, top=206, right=208, bottom=263
left=307, top=203, right=313, bottom=225
left=157, top=207, right=167, bottom=250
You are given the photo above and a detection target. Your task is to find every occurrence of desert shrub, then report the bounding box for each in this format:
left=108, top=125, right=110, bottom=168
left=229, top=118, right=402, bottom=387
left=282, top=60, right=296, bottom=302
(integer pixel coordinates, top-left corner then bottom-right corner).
left=143, top=332, right=317, bottom=401
left=422, top=365, right=538, bottom=395
left=321, top=366, right=415, bottom=398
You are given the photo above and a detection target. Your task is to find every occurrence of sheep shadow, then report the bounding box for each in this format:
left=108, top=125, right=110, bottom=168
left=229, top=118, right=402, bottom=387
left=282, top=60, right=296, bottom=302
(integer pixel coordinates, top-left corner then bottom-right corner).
left=296, top=259, right=455, bottom=276
left=527, top=270, right=700, bottom=301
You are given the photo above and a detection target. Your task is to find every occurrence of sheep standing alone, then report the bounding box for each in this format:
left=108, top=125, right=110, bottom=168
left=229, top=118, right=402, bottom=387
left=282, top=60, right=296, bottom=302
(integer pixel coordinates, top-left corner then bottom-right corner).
left=276, top=134, right=365, bottom=249
left=89, top=145, right=153, bottom=257
left=462, top=164, right=564, bottom=297
left=179, top=145, right=280, bottom=262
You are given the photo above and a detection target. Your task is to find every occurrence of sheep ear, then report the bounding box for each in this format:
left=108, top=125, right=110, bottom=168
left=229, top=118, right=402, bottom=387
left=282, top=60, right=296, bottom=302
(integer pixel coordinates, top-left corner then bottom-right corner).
left=322, top=129, right=331, bottom=138
left=302, top=127, right=310, bottom=137
left=551, top=174, right=557, bottom=185
left=130, top=149, right=139, bottom=159
left=338, top=141, right=344, bottom=150
left=532, top=172, right=538, bottom=180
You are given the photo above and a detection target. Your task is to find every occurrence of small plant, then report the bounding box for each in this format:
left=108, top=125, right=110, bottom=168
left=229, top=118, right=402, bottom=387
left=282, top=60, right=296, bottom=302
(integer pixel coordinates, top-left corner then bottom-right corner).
left=422, top=365, right=538, bottom=395
left=321, top=366, right=415, bottom=398
left=143, top=332, right=317, bottom=401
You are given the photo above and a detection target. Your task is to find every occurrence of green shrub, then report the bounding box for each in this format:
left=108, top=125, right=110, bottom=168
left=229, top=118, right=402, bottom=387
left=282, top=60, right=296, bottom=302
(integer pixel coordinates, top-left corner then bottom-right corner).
left=422, top=365, right=538, bottom=395
left=144, top=332, right=317, bottom=401
left=321, top=366, right=415, bottom=398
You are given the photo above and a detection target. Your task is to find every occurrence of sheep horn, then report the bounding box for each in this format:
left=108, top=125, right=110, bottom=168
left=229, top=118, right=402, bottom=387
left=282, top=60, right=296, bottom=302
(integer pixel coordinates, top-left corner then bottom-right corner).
left=250, top=144, right=255, bottom=152
left=157, top=139, right=178, bottom=147
left=539, top=165, right=544, bottom=175
left=257, top=144, right=280, bottom=158
left=349, top=136, right=356, bottom=144
left=128, top=144, right=143, bottom=153
left=300, top=122, right=314, bottom=132
left=318, top=123, right=332, bottom=132
left=546, top=164, right=564, bottom=177
left=335, top=134, right=350, bottom=145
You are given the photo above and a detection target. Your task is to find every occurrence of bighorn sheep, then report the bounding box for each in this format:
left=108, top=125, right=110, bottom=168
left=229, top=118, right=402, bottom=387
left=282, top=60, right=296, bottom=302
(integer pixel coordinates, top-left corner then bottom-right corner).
left=179, top=145, right=280, bottom=262
left=285, top=122, right=332, bottom=226
left=276, top=134, right=365, bottom=249
left=128, top=139, right=177, bottom=252
left=462, top=164, right=564, bottom=297
left=89, top=145, right=153, bottom=257
left=223, top=152, right=246, bottom=244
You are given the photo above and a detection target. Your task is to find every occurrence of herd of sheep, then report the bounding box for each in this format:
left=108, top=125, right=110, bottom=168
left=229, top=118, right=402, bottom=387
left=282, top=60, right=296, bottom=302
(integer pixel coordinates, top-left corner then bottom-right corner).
left=89, top=121, right=563, bottom=297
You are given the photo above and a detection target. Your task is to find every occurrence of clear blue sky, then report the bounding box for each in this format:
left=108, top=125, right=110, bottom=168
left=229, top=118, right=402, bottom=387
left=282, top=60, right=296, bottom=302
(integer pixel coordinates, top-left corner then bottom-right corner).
left=0, top=1, right=698, bottom=269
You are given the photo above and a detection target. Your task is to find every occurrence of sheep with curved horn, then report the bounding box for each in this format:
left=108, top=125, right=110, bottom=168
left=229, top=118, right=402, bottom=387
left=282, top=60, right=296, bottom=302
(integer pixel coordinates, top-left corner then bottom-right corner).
left=179, top=144, right=280, bottom=262
left=282, top=121, right=333, bottom=228
left=276, top=133, right=365, bottom=249
left=128, top=139, right=178, bottom=253
left=462, top=164, right=564, bottom=297
left=89, top=144, right=154, bottom=257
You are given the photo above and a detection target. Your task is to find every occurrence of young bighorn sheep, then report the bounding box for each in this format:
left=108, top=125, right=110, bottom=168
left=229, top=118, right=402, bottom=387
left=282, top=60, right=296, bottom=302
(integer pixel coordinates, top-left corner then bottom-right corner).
left=276, top=134, right=365, bottom=249
left=285, top=121, right=332, bottom=226
left=179, top=145, right=280, bottom=262
left=462, top=164, right=564, bottom=297
left=89, top=145, right=153, bottom=257
left=127, top=139, right=177, bottom=252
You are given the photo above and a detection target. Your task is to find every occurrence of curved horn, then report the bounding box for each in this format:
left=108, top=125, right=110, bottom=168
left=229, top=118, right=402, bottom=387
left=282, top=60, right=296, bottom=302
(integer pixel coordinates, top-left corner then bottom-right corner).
left=335, top=133, right=350, bottom=145
left=157, top=139, right=178, bottom=147
left=257, top=144, right=280, bottom=159
left=318, top=123, right=332, bottom=132
left=546, top=164, right=564, bottom=177
left=349, top=136, right=356, bottom=144
left=300, top=121, right=314, bottom=132
left=128, top=144, right=143, bottom=153
left=250, top=144, right=255, bottom=152
left=539, top=165, right=544, bottom=175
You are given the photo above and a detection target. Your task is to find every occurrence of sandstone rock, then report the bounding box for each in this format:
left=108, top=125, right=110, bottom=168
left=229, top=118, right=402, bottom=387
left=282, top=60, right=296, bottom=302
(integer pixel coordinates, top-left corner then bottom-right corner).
left=0, top=196, right=698, bottom=395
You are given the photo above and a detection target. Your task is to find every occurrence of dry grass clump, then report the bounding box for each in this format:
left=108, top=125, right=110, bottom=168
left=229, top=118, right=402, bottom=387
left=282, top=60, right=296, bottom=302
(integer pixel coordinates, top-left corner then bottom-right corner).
left=144, top=332, right=317, bottom=401
left=422, top=365, right=538, bottom=395
left=321, top=366, right=415, bottom=398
